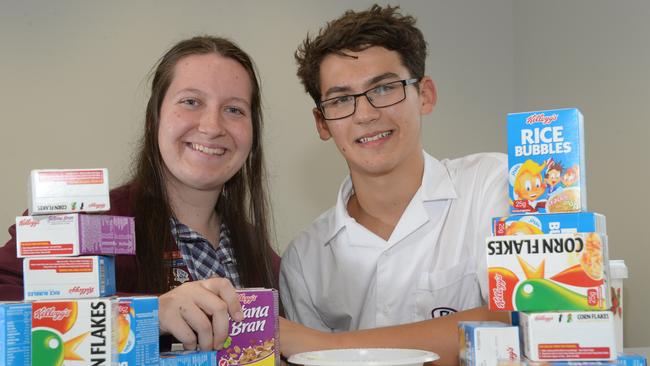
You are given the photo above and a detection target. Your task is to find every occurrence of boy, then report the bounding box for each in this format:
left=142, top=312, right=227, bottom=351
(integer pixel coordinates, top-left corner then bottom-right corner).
left=280, top=4, right=509, bottom=333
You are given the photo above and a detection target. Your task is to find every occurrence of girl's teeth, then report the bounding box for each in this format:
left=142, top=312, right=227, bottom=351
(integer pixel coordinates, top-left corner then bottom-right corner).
left=191, top=143, right=225, bottom=155
left=358, top=131, right=392, bottom=144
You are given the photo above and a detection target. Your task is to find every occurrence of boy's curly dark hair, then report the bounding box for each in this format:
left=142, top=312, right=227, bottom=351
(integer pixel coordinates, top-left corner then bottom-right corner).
left=295, top=4, right=427, bottom=103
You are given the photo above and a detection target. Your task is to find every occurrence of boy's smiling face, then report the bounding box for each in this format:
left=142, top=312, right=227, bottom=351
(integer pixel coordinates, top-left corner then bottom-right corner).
left=313, top=46, right=436, bottom=178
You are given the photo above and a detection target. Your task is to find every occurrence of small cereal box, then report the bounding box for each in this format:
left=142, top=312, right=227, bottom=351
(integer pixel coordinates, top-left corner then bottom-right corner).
left=31, top=298, right=118, bottom=366
left=459, top=321, right=520, bottom=366
left=23, top=256, right=116, bottom=300
left=28, top=168, right=110, bottom=215
left=486, top=233, right=609, bottom=312
left=507, top=108, right=586, bottom=214
left=520, top=311, right=617, bottom=361
left=16, top=214, right=135, bottom=257
left=117, top=297, right=159, bottom=366
left=0, top=302, right=31, bottom=366
left=160, top=351, right=217, bottom=366
left=218, top=288, right=279, bottom=366
left=492, top=212, right=606, bottom=236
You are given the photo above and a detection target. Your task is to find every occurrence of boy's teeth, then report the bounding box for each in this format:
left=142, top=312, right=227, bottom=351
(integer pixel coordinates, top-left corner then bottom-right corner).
left=191, top=143, right=225, bottom=155
left=358, top=131, right=392, bottom=144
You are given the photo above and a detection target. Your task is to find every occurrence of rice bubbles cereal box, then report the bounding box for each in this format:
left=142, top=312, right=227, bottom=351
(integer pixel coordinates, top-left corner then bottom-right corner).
left=218, top=289, right=279, bottom=366
left=507, top=108, right=586, bottom=214
left=31, top=298, right=118, bottom=366
left=486, top=232, right=609, bottom=312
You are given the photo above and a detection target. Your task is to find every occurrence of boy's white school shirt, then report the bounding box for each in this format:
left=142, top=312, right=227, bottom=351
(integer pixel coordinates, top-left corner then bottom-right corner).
left=280, top=151, right=509, bottom=331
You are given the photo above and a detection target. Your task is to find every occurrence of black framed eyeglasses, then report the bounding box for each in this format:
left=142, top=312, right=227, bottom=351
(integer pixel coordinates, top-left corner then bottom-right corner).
left=317, top=78, right=421, bottom=120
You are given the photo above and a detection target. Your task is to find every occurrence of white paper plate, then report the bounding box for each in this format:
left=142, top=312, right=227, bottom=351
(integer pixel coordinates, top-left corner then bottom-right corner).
left=288, top=348, right=439, bottom=366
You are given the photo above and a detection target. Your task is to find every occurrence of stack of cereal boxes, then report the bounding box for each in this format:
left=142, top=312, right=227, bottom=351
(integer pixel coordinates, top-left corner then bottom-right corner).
left=1, top=168, right=160, bottom=366
left=485, top=108, right=631, bottom=365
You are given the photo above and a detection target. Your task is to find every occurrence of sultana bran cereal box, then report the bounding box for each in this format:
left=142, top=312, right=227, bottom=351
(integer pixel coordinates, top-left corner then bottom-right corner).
left=218, top=289, right=279, bottom=366
left=507, top=108, right=586, bottom=214
left=31, top=298, right=118, bottom=366
left=486, top=232, right=610, bottom=312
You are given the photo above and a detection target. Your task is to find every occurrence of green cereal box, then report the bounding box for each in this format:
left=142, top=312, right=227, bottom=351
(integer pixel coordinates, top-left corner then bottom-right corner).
left=486, top=233, right=610, bottom=312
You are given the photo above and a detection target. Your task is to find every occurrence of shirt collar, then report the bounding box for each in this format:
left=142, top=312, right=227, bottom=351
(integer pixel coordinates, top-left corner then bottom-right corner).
left=325, top=150, right=458, bottom=244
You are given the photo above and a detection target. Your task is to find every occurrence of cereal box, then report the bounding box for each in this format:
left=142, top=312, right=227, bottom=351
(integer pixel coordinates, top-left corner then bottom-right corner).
left=16, top=214, right=135, bottom=257
left=507, top=108, right=586, bottom=214
left=486, top=233, right=609, bottom=312
left=492, top=213, right=606, bottom=236
left=0, top=302, right=31, bottom=366
left=116, top=297, right=159, bottom=366
left=28, top=169, right=110, bottom=215
left=160, top=351, right=217, bottom=366
left=23, top=256, right=116, bottom=300
left=459, top=321, right=520, bottom=366
left=218, top=288, right=279, bottom=366
left=513, top=353, right=647, bottom=366
left=31, top=298, right=118, bottom=366
left=520, top=311, right=617, bottom=361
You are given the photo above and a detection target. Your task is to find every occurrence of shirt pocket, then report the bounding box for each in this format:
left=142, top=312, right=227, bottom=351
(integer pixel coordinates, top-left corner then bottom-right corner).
left=413, top=258, right=483, bottom=320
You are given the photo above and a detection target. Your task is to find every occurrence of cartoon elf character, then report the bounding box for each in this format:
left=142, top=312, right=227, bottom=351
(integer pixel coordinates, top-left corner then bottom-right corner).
left=513, top=159, right=547, bottom=212
left=544, top=160, right=563, bottom=194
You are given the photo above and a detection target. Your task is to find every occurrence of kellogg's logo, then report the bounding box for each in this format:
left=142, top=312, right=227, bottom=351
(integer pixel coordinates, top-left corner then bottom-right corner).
left=18, top=218, right=40, bottom=228
left=69, top=286, right=95, bottom=296
left=238, top=293, right=258, bottom=305
left=88, top=202, right=106, bottom=209
left=533, top=314, right=554, bottom=322
left=526, top=113, right=558, bottom=125
left=33, top=306, right=72, bottom=321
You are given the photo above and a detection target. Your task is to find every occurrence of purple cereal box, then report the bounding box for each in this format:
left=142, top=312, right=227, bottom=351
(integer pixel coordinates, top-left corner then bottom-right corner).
left=218, top=289, right=279, bottom=366
left=16, top=213, right=135, bottom=257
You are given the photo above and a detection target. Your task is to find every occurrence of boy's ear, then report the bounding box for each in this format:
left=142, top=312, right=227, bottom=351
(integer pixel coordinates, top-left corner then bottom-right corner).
left=418, top=76, right=437, bottom=115
left=313, top=107, right=332, bottom=141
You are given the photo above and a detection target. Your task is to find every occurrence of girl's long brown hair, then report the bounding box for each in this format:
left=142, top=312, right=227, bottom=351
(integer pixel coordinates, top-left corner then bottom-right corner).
left=131, top=36, right=275, bottom=293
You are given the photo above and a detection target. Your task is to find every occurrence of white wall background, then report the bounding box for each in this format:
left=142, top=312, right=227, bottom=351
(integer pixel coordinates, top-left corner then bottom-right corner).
left=0, top=0, right=647, bottom=346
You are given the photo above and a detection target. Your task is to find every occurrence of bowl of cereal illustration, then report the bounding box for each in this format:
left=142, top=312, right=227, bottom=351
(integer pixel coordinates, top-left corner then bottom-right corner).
left=288, top=348, right=439, bottom=366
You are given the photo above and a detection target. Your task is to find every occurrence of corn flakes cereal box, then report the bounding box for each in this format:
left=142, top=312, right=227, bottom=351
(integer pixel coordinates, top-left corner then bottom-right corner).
left=160, top=351, right=217, bottom=366
left=23, top=256, right=116, bottom=301
left=116, top=297, right=159, bottom=366
left=459, top=321, right=520, bottom=366
left=486, top=233, right=609, bottom=312
left=507, top=108, right=586, bottom=214
left=492, top=213, right=606, bottom=236
left=28, top=169, right=110, bottom=215
left=520, top=311, right=617, bottom=361
left=16, top=214, right=135, bottom=257
left=0, top=302, right=31, bottom=366
left=218, top=288, right=279, bottom=366
left=31, top=298, right=118, bottom=366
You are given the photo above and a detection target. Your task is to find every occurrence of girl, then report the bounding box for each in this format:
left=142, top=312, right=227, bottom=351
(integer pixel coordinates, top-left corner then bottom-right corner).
left=0, top=36, right=279, bottom=352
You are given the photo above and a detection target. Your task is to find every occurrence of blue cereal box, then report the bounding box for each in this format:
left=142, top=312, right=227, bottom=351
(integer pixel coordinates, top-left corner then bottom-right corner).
left=492, top=212, right=606, bottom=236
left=117, top=296, right=159, bottom=366
left=507, top=108, right=586, bottom=214
left=0, top=302, right=31, bottom=366
left=160, top=351, right=217, bottom=366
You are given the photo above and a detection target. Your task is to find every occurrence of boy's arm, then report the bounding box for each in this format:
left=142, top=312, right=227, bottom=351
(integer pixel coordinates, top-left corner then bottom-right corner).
left=280, top=306, right=510, bottom=366
left=280, top=244, right=331, bottom=331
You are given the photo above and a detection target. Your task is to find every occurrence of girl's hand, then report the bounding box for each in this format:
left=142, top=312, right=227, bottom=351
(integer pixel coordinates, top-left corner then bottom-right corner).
left=159, top=277, right=243, bottom=350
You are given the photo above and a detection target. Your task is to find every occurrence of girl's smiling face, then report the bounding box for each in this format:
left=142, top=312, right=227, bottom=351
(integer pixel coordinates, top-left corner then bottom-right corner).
left=158, top=53, right=253, bottom=194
